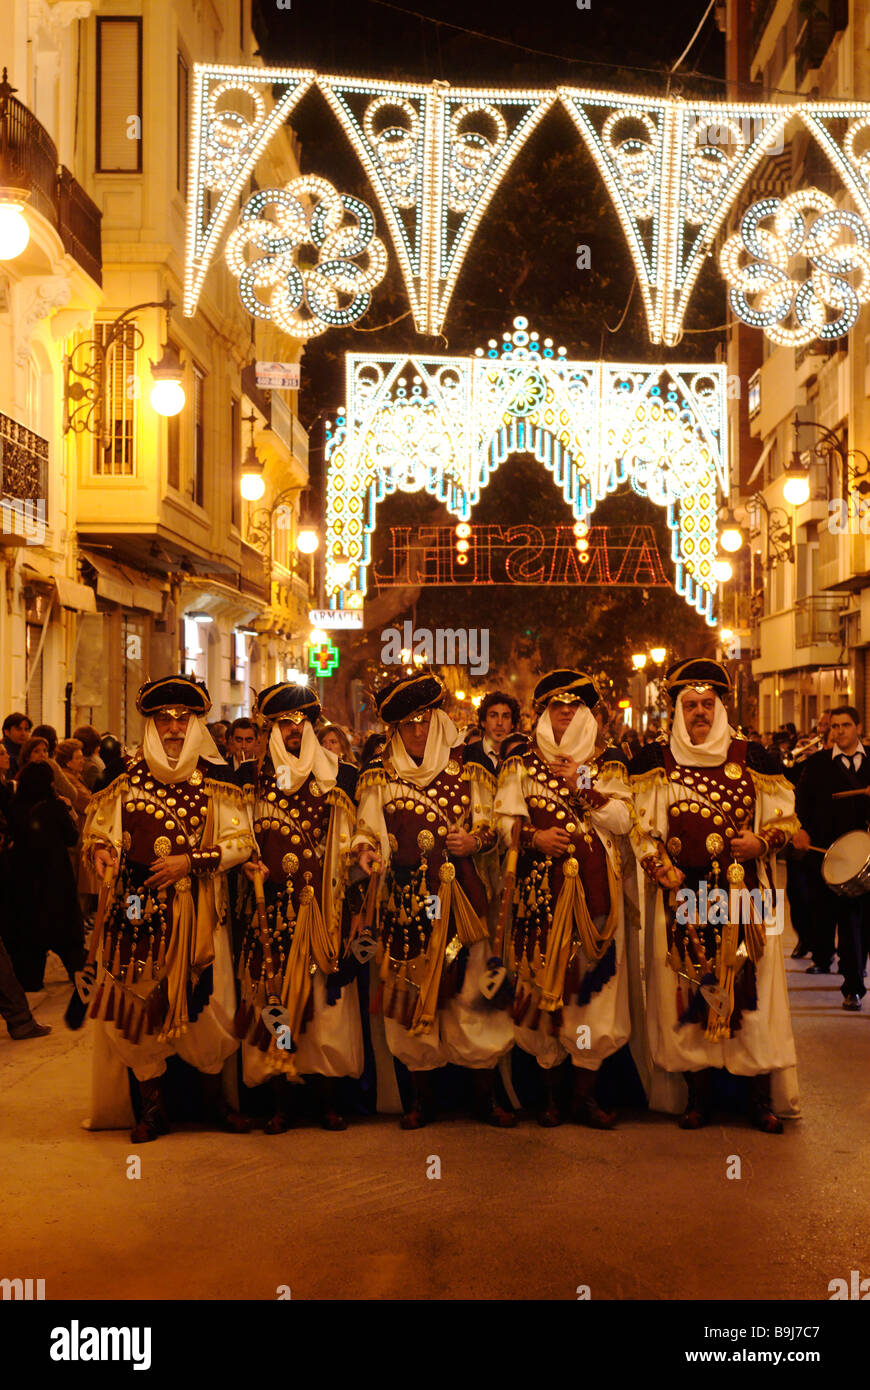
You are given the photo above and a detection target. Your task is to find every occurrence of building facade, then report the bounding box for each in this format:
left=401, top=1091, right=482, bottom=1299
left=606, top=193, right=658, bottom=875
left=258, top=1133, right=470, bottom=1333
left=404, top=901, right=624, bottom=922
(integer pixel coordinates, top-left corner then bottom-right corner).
left=0, top=0, right=313, bottom=748
left=722, top=0, right=869, bottom=732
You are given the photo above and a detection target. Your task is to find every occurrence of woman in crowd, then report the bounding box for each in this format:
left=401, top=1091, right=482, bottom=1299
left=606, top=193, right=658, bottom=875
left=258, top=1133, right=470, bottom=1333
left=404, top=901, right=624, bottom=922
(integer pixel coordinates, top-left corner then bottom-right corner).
left=72, top=725, right=105, bottom=790
left=4, top=762, right=86, bottom=992
left=318, top=722, right=356, bottom=764
left=55, top=738, right=92, bottom=822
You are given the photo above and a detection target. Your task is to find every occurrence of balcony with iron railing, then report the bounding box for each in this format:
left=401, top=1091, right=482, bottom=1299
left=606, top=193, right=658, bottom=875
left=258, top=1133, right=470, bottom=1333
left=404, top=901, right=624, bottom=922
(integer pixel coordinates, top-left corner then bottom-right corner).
left=0, top=71, right=102, bottom=286
left=795, top=0, right=848, bottom=88
left=0, top=411, right=48, bottom=546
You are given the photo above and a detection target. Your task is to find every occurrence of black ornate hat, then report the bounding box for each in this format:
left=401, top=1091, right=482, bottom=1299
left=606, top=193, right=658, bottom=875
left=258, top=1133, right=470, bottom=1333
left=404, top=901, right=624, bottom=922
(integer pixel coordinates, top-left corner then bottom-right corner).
left=255, top=682, right=321, bottom=724
left=664, top=658, right=731, bottom=703
left=136, top=674, right=211, bottom=717
left=532, top=669, right=600, bottom=713
left=375, top=671, right=444, bottom=725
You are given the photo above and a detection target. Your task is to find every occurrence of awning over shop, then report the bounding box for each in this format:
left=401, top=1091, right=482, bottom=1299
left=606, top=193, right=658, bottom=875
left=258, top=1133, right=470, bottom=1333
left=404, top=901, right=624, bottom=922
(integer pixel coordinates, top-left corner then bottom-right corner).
left=20, top=557, right=97, bottom=612
left=79, top=551, right=166, bottom=614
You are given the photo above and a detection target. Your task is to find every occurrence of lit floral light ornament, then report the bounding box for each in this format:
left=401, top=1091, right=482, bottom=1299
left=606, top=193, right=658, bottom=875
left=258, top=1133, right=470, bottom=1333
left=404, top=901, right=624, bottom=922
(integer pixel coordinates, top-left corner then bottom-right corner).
left=720, top=189, right=870, bottom=346
left=225, top=175, right=387, bottom=340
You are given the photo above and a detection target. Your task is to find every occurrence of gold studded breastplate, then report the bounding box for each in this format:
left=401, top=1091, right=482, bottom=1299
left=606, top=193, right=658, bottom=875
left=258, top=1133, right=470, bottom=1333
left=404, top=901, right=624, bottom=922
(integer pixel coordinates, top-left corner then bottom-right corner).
left=663, top=741, right=758, bottom=885
left=254, top=767, right=329, bottom=886
left=122, top=760, right=209, bottom=866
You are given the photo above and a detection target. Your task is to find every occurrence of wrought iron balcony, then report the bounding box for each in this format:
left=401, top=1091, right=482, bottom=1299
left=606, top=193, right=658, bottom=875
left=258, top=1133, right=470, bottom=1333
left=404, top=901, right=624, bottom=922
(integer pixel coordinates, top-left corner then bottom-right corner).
left=795, top=1, right=848, bottom=88
left=0, top=411, right=48, bottom=546
left=0, top=70, right=102, bottom=285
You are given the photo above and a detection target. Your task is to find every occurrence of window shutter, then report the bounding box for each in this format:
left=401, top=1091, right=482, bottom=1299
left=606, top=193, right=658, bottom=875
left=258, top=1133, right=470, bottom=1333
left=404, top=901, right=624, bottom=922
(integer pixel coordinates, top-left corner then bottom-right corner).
left=97, top=19, right=142, bottom=172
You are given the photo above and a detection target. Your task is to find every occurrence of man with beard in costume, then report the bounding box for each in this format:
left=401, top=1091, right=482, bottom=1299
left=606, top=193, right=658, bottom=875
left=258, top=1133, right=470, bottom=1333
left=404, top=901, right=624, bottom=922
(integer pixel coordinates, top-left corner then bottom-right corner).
left=629, top=659, right=800, bottom=1132
left=493, top=670, right=632, bottom=1128
left=81, top=676, right=255, bottom=1141
left=234, top=682, right=363, bottom=1131
left=352, top=671, right=514, bottom=1129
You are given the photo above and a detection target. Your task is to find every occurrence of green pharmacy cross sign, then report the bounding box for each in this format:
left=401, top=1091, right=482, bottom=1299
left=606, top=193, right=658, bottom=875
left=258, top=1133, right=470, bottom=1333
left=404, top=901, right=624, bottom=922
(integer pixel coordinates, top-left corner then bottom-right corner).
left=309, top=639, right=339, bottom=677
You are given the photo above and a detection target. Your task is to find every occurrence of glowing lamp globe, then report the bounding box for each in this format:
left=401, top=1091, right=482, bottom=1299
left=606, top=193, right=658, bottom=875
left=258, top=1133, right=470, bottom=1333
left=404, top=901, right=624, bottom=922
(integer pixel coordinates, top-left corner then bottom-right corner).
left=296, top=528, right=319, bottom=554
left=309, top=628, right=328, bottom=647
left=331, top=555, right=352, bottom=586
left=720, top=525, right=743, bottom=553
left=0, top=202, right=29, bottom=260
left=720, top=628, right=734, bottom=643
left=631, top=653, right=647, bottom=671
left=713, top=559, right=733, bottom=583
left=150, top=377, right=185, bottom=417
left=783, top=472, right=810, bottom=507
left=240, top=471, right=266, bottom=501
left=650, top=647, right=666, bottom=664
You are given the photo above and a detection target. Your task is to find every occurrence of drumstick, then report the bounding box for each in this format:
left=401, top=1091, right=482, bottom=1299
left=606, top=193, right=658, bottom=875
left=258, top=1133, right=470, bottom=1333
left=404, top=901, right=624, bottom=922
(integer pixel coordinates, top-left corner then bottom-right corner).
left=831, top=788, right=870, bottom=799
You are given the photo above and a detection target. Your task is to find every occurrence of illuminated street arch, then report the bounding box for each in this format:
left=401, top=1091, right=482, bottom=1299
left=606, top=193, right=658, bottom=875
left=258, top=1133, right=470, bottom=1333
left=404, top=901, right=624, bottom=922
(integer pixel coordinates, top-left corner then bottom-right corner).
left=324, top=320, right=728, bottom=625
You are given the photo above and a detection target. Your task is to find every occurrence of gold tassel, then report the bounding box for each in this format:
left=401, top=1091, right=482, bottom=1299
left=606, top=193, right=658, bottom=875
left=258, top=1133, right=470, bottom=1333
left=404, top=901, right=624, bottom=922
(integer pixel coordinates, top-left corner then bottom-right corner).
left=157, top=888, right=196, bottom=1042
left=706, top=919, right=739, bottom=1041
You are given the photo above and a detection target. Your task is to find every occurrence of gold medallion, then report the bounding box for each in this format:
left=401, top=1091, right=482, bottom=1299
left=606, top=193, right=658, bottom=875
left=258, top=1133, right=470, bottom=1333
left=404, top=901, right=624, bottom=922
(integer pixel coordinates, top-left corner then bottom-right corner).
left=122, top=831, right=132, bottom=851
left=175, top=876, right=191, bottom=892
left=700, top=807, right=711, bottom=819
left=189, top=769, right=203, bottom=786
left=281, top=852, right=299, bottom=875
left=726, top=862, right=745, bottom=884
left=439, top=861, right=456, bottom=882
left=724, top=762, right=742, bottom=780
left=563, top=856, right=579, bottom=878
left=666, top=836, right=682, bottom=857
left=153, top=836, right=172, bottom=857
left=388, top=833, right=398, bottom=853
left=445, top=760, right=460, bottom=776
left=705, top=833, right=724, bottom=856
left=417, top=829, right=435, bottom=851
left=310, top=780, right=323, bottom=796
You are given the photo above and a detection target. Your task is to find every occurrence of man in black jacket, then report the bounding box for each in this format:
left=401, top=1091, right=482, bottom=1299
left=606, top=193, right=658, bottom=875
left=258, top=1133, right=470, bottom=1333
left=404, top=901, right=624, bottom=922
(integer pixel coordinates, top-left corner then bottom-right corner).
left=793, top=705, right=870, bottom=1010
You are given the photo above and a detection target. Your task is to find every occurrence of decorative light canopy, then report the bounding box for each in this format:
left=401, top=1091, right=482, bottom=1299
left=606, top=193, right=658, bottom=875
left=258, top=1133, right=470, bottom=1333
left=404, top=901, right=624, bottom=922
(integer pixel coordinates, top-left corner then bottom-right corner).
left=186, top=65, right=870, bottom=344
left=323, top=319, right=728, bottom=625
left=721, top=188, right=870, bottom=345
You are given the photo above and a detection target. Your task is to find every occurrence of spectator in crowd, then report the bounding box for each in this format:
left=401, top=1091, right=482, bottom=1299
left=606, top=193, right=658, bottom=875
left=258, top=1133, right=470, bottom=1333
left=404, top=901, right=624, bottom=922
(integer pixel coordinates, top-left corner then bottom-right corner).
left=55, top=738, right=92, bottom=822
left=5, top=713, right=34, bottom=771
left=15, top=735, right=50, bottom=778
left=4, top=762, right=86, bottom=992
left=92, top=734, right=127, bottom=792
left=72, top=725, right=105, bottom=790
left=208, top=720, right=229, bottom=756
left=226, top=716, right=260, bottom=772
left=2, top=712, right=33, bottom=775
left=318, top=723, right=355, bottom=763
left=0, top=741, right=13, bottom=822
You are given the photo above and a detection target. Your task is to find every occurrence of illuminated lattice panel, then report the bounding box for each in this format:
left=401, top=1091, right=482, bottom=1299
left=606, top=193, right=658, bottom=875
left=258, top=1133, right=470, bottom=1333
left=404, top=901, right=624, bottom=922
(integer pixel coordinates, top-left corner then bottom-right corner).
left=318, top=74, right=555, bottom=334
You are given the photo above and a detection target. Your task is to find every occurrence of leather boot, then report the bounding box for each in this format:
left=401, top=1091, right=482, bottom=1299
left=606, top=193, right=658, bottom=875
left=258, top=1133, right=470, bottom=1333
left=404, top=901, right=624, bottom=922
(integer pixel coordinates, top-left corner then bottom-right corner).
left=472, top=1067, right=517, bottom=1128
left=199, top=1071, right=253, bottom=1133
left=570, top=1067, right=617, bottom=1129
left=313, top=1075, right=347, bottom=1131
left=264, top=1075, right=294, bottom=1134
left=748, top=1073, right=784, bottom=1134
left=400, top=1070, right=436, bottom=1129
left=537, top=1067, right=562, bottom=1127
left=130, top=1077, right=170, bottom=1144
left=679, top=1068, right=713, bottom=1129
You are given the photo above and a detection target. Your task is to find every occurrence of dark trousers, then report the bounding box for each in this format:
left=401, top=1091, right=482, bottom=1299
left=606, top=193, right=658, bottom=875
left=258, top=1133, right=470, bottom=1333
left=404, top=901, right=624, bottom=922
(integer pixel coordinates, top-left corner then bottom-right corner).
left=0, top=937, right=34, bottom=1032
left=806, top=866, right=838, bottom=969
left=835, top=897, right=870, bottom=998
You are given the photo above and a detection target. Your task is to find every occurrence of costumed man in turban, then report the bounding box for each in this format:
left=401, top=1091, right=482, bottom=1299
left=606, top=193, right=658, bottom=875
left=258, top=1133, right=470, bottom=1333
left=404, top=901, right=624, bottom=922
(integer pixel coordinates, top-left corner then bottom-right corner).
left=494, top=670, right=633, bottom=1128
left=629, top=659, right=800, bottom=1132
left=352, top=671, right=514, bottom=1129
left=235, top=682, right=363, bottom=1132
left=81, top=676, right=255, bottom=1141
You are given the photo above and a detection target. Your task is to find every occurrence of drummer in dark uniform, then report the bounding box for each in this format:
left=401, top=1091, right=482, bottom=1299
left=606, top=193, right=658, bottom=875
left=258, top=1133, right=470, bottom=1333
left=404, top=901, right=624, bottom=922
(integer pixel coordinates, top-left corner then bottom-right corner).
left=793, top=705, right=870, bottom=1009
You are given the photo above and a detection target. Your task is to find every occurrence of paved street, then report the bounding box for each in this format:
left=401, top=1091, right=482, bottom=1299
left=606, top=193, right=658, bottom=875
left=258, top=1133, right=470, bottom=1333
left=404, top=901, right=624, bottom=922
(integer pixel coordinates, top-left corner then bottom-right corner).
left=2, top=935, right=867, bottom=1303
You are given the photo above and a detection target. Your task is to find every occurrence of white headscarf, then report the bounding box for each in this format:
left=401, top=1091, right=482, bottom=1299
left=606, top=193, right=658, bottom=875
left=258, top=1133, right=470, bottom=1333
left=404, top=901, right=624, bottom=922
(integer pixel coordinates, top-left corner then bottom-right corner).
left=269, top=719, right=338, bottom=795
left=388, top=708, right=461, bottom=788
left=669, top=691, right=734, bottom=767
left=142, top=715, right=224, bottom=785
left=535, top=704, right=598, bottom=767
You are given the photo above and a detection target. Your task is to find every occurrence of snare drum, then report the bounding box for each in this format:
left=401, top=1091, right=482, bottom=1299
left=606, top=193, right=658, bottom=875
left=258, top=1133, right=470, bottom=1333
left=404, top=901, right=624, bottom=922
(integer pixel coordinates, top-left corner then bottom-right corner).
left=822, top=830, right=870, bottom=897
